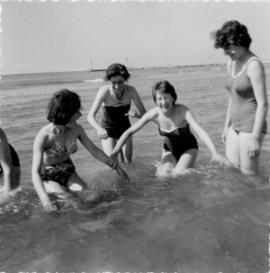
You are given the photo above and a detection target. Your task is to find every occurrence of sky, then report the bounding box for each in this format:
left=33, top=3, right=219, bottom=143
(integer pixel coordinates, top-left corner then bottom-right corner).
left=1, top=1, right=270, bottom=75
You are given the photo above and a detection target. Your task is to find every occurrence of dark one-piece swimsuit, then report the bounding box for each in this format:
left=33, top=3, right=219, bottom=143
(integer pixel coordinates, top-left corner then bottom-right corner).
left=0, top=144, right=20, bottom=175
left=101, top=104, right=131, bottom=139
left=159, top=124, right=198, bottom=161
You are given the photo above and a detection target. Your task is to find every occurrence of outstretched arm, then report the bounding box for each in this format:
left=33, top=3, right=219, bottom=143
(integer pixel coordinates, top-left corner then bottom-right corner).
left=112, top=109, right=158, bottom=156
left=185, top=109, right=220, bottom=159
left=78, top=125, right=115, bottom=167
left=77, top=125, right=129, bottom=181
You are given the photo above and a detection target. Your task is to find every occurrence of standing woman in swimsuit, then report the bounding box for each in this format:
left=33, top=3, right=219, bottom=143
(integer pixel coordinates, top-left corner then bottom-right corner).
left=0, top=128, right=20, bottom=203
left=212, top=20, right=268, bottom=175
left=87, top=63, right=146, bottom=164
left=32, top=89, right=125, bottom=213
left=110, top=81, right=226, bottom=177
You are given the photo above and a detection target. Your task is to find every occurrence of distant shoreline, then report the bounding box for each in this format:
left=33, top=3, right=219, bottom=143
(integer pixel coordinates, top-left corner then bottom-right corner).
left=1, top=63, right=226, bottom=77
left=2, top=61, right=270, bottom=78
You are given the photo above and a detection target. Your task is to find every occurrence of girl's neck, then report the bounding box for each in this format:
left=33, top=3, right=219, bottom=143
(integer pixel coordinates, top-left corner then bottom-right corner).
left=52, top=124, right=66, bottom=134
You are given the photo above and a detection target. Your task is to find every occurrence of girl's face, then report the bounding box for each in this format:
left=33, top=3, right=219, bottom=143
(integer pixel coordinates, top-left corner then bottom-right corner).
left=67, top=110, right=81, bottom=126
left=109, top=76, right=126, bottom=94
left=223, top=45, right=243, bottom=61
left=155, top=91, right=175, bottom=113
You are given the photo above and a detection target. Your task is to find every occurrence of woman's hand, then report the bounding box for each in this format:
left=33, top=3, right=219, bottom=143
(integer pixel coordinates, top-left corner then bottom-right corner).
left=43, top=201, right=59, bottom=213
left=248, top=135, right=261, bottom=159
left=127, top=110, right=140, bottom=119
left=211, top=152, right=232, bottom=167
left=106, top=154, right=118, bottom=169
left=221, top=126, right=229, bottom=144
left=96, top=127, right=108, bottom=140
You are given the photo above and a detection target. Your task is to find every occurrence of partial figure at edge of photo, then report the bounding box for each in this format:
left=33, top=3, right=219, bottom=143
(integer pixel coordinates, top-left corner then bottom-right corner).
left=211, top=20, right=268, bottom=175
left=110, top=80, right=228, bottom=178
left=87, top=63, right=146, bottom=164
left=31, top=89, right=127, bottom=213
left=0, top=128, right=21, bottom=204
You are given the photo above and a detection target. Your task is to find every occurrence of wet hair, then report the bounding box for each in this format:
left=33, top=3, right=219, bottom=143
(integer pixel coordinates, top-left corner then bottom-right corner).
left=104, top=63, right=130, bottom=81
left=47, top=89, right=81, bottom=126
left=212, top=20, right=252, bottom=49
left=152, top=81, right=177, bottom=104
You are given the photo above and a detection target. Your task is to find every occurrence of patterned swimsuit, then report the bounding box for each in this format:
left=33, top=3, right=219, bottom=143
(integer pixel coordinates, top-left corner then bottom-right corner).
left=41, top=139, right=77, bottom=187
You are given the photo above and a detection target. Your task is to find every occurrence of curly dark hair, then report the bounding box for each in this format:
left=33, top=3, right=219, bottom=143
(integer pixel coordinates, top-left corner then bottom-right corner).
left=152, top=81, right=177, bottom=105
left=47, top=89, right=81, bottom=125
left=104, top=63, right=130, bottom=81
left=212, top=20, right=252, bottom=49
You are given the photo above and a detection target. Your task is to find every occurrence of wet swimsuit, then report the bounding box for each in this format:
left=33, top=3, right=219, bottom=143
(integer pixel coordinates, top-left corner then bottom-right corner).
left=101, top=104, right=131, bottom=139
left=159, top=124, right=198, bottom=161
left=0, top=144, right=20, bottom=175
left=41, top=158, right=75, bottom=187
left=226, top=57, right=267, bottom=134
left=41, top=138, right=77, bottom=187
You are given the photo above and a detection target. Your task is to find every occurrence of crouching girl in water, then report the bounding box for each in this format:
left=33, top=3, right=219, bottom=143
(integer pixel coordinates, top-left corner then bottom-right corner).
left=110, top=81, right=227, bottom=177
left=32, top=89, right=126, bottom=213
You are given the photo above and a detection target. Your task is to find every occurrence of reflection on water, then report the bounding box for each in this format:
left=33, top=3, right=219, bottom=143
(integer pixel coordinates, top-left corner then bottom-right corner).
left=0, top=160, right=269, bottom=273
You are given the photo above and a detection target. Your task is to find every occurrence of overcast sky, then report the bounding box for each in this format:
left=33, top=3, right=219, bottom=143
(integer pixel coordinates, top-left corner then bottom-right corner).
left=1, top=1, right=270, bottom=75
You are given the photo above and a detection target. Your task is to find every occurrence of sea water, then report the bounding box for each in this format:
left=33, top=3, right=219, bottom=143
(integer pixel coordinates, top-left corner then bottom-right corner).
left=0, top=66, right=270, bottom=273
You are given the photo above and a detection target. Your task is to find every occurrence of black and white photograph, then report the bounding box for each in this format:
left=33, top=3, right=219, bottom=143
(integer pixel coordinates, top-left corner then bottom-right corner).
left=0, top=1, right=270, bottom=272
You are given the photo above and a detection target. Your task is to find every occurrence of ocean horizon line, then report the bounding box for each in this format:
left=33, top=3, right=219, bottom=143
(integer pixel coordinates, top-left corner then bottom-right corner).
left=1, top=62, right=226, bottom=78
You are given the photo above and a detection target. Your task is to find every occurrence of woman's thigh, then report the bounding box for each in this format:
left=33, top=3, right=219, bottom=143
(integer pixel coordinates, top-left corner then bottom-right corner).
left=225, top=127, right=240, bottom=168
left=239, top=132, right=264, bottom=175
left=101, top=137, right=117, bottom=156
left=172, top=149, right=198, bottom=175
left=43, top=180, right=71, bottom=199
left=67, top=172, right=88, bottom=192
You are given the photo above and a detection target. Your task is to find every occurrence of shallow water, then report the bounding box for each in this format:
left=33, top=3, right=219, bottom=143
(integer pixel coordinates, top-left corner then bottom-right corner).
left=0, top=66, right=270, bottom=272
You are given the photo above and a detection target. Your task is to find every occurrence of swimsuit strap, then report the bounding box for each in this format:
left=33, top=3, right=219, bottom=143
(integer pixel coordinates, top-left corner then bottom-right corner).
left=231, top=56, right=261, bottom=79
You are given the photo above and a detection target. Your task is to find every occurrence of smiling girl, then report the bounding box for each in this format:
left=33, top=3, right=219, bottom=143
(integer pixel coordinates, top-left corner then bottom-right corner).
left=87, top=63, right=146, bottom=164
left=110, top=81, right=226, bottom=177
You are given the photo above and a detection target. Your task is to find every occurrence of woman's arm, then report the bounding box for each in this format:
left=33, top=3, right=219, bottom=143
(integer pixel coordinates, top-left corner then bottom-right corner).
left=77, top=125, right=129, bottom=180
left=87, top=87, right=108, bottom=139
left=247, top=60, right=268, bottom=158
left=32, top=130, right=55, bottom=212
left=249, top=61, right=268, bottom=136
left=112, top=108, right=158, bottom=155
left=0, top=129, right=13, bottom=192
left=130, top=87, right=147, bottom=118
left=77, top=125, right=117, bottom=168
left=185, top=109, right=219, bottom=158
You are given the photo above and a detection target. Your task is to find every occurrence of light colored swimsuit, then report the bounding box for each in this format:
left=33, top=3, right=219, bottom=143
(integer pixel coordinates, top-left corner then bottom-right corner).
left=226, top=56, right=267, bottom=134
